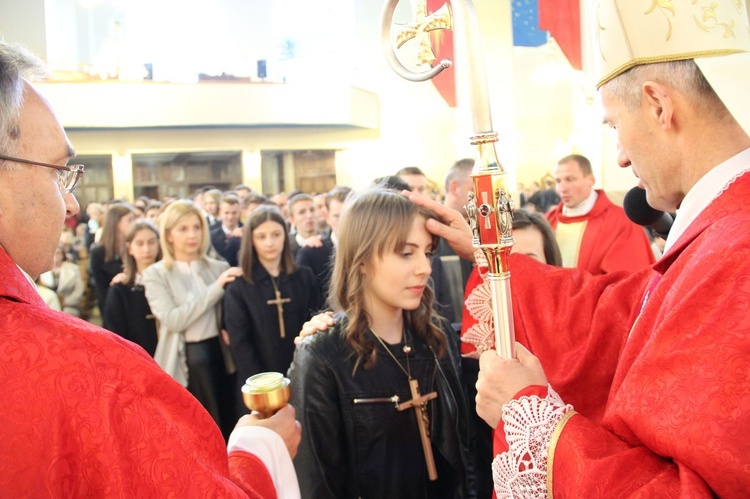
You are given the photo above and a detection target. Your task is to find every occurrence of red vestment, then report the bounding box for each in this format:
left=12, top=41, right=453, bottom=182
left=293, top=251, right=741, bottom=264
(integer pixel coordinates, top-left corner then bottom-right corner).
left=0, top=248, right=276, bottom=498
left=546, top=190, right=655, bottom=274
left=499, top=172, right=750, bottom=496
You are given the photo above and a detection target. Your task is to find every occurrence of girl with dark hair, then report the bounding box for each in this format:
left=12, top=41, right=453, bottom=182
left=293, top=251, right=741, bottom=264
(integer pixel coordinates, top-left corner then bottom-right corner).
left=289, top=188, right=469, bottom=498
left=223, top=205, right=319, bottom=412
left=103, top=220, right=161, bottom=356
left=511, top=209, right=563, bottom=266
left=89, top=203, right=135, bottom=311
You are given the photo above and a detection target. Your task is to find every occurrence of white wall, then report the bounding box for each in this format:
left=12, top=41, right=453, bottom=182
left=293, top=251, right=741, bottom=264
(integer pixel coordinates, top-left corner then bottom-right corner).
left=0, top=0, right=47, bottom=59
left=2, top=0, right=636, bottom=199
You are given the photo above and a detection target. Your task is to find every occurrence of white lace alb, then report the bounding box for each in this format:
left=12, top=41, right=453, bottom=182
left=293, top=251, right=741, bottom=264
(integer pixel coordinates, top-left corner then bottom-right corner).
left=461, top=250, right=494, bottom=357
left=492, top=386, right=572, bottom=498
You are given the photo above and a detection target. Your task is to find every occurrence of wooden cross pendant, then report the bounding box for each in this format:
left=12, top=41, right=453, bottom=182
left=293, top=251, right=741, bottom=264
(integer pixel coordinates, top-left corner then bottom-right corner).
left=267, top=289, right=291, bottom=338
left=397, top=378, right=439, bottom=480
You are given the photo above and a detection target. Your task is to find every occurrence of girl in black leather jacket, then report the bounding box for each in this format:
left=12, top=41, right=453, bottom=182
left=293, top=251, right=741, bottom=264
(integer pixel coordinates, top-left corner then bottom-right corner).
left=289, top=189, right=470, bottom=498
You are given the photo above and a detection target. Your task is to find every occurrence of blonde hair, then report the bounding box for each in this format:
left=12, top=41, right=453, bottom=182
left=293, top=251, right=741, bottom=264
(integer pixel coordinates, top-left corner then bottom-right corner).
left=329, top=188, right=446, bottom=372
left=158, top=200, right=210, bottom=270
left=203, top=188, right=222, bottom=216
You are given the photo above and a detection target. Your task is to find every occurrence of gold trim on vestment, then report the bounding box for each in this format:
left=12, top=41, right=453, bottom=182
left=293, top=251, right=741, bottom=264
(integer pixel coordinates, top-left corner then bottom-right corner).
left=547, top=410, right=578, bottom=498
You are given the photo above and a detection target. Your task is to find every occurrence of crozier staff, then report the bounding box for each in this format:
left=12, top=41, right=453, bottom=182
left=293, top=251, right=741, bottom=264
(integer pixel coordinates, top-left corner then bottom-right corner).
left=412, top=0, right=750, bottom=496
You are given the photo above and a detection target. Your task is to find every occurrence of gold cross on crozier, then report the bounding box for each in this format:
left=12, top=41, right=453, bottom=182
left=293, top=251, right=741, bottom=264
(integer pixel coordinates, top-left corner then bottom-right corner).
left=394, top=0, right=452, bottom=66
left=267, top=289, right=291, bottom=338
left=397, top=378, right=439, bottom=480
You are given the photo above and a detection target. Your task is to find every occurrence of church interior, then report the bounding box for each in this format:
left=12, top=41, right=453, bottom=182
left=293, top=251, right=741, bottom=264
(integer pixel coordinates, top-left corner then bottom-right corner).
left=0, top=0, right=641, bottom=208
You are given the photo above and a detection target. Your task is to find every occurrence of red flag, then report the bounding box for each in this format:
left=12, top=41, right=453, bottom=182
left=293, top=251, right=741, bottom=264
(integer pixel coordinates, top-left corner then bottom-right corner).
left=539, top=0, right=582, bottom=70
left=427, top=0, right=456, bottom=107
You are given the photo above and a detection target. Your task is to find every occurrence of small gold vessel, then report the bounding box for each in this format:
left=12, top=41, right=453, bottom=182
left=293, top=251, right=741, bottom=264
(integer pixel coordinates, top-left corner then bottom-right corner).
left=241, top=372, right=291, bottom=418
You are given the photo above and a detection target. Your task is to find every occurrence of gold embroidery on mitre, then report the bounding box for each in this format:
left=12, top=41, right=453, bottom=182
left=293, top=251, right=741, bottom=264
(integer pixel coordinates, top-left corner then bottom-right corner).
left=598, top=48, right=746, bottom=87
left=595, top=0, right=749, bottom=88
left=694, top=2, right=736, bottom=37
left=645, top=0, right=677, bottom=40
left=596, top=2, right=607, bottom=62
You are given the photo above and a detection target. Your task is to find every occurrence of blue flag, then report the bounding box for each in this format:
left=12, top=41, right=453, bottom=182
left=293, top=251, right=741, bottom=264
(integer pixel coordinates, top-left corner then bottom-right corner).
left=512, top=0, right=548, bottom=47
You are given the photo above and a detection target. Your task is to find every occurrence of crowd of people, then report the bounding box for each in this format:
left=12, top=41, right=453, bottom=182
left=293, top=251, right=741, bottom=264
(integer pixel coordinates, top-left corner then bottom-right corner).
left=2, top=0, right=749, bottom=495
left=37, top=148, right=665, bottom=498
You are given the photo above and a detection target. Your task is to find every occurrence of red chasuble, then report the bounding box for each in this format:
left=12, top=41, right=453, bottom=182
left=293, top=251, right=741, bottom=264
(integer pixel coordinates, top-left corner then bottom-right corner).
left=546, top=190, right=655, bottom=275
left=0, top=248, right=276, bottom=498
left=498, top=172, right=750, bottom=496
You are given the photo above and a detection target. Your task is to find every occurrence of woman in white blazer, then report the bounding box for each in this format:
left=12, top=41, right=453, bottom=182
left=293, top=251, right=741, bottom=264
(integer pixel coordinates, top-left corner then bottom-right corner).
left=143, top=200, right=243, bottom=440
left=39, top=244, right=84, bottom=316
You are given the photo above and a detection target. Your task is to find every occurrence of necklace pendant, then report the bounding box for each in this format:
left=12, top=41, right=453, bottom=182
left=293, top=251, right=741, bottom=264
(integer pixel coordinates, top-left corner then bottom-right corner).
left=403, top=345, right=412, bottom=354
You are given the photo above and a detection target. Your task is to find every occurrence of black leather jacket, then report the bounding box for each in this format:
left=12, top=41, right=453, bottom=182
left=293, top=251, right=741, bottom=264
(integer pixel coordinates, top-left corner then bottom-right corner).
left=289, top=316, right=470, bottom=499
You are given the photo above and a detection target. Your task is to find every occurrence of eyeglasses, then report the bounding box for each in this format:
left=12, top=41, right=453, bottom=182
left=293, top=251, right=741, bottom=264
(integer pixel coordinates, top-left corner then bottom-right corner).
left=0, top=153, right=85, bottom=193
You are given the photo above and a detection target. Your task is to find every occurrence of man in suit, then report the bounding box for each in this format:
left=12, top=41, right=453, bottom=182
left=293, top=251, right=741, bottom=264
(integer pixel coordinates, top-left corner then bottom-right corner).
left=209, top=194, right=243, bottom=266
left=396, top=166, right=429, bottom=195
left=438, top=158, right=476, bottom=288
left=297, top=186, right=352, bottom=301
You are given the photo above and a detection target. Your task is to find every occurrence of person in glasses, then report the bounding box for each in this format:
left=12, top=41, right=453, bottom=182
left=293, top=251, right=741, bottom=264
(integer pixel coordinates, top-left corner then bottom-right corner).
left=0, top=42, right=300, bottom=497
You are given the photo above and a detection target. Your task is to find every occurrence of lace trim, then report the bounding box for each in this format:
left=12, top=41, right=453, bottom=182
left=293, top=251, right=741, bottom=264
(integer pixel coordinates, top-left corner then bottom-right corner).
left=715, top=165, right=750, bottom=199
left=462, top=250, right=494, bottom=356
left=492, top=386, right=573, bottom=498
left=462, top=320, right=495, bottom=357
left=474, top=250, right=488, bottom=269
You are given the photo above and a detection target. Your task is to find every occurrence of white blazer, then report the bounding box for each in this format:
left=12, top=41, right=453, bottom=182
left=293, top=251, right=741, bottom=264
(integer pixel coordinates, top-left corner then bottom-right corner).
left=142, top=257, right=231, bottom=386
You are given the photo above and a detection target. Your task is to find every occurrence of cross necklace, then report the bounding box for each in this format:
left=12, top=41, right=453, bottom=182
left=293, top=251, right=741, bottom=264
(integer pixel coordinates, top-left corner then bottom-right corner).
left=367, top=328, right=439, bottom=481
left=267, top=275, right=291, bottom=338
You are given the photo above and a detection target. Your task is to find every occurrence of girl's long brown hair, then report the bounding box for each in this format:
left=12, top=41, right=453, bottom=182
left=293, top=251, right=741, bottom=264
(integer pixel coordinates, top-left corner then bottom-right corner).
left=328, top=188, right=446, bottom=373
left=100, top=203, right=135, bottom=262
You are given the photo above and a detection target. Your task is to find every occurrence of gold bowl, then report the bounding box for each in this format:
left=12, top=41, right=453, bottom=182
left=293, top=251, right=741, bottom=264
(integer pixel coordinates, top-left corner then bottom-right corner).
left=241, top=372, right=291, bottom=418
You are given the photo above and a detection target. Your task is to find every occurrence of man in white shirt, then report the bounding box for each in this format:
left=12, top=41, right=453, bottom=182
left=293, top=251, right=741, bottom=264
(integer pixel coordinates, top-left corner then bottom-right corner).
left=287, top=193, right=322, bottom=258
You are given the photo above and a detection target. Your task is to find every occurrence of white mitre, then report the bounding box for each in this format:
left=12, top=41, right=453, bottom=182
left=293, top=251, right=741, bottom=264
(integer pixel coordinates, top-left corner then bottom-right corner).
left=595, top=0, right=750, bottom=136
